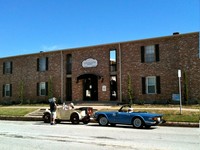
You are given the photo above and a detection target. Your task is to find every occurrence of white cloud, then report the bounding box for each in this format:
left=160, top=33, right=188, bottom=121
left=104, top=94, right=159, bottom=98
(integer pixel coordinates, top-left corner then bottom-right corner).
left=40, top=45, right=60, bottom=51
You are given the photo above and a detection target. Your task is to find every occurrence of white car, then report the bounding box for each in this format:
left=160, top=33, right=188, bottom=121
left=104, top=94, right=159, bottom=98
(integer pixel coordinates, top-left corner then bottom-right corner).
left=43, top=105, right=93, bottom=124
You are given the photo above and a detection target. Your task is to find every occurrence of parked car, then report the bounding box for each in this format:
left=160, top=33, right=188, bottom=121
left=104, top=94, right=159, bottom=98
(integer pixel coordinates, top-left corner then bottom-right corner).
left=94, top=104, right=165, bottom=128
left=43, top=104, right=93, bottom=124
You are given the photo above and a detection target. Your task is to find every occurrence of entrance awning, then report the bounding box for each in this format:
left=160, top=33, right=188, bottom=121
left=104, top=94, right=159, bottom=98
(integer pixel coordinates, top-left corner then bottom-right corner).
left=76, top=74, right=103, bottom=83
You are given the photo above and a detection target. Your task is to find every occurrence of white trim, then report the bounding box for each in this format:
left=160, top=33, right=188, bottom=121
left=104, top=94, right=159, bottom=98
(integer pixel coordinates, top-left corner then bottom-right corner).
left=5, top=84, right=10, bottom=97
left=146, top=76, right=156, bottom=94
left=39, top=82, right=46, bottom=96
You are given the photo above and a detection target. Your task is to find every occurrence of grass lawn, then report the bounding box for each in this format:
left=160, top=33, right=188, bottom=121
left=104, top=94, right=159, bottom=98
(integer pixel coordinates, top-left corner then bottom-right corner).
left=0, top=107, right=38, bottom=117
left=103, top=105, right=200, bottom=123
left=134, top=109, right=199, bottom=123
left=0, top=104, right=199, bottom=123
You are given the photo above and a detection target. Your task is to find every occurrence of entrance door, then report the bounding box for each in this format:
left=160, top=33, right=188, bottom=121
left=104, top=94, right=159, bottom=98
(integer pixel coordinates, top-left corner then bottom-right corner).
left=83, top=76, right=98, bottom=101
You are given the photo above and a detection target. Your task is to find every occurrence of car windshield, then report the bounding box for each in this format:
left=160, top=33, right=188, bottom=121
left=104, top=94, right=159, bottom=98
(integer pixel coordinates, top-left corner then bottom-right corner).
left=119, top=105, right=133, bottom=112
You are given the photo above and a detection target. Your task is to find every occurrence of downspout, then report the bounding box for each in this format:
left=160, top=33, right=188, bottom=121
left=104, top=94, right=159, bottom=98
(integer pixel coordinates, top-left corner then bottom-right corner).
left=199, top=32, right=200, bottom=58
left=118, top=43, right=122, bottom=102
left=60, top=50, right=64, bottom=103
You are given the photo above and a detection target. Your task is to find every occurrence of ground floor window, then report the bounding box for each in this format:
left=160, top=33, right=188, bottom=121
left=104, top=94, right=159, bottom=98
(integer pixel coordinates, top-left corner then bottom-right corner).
left=37, top=82, right=48, bottom=96
left=3, top=84, right=12, bottom=97
left=66, top=78, right=72, bottom=101
left=146, top=76, right=156, bottom=94
left=142, top=76, right=161, bottom=94
left=110, top=76, right=117, bottom=100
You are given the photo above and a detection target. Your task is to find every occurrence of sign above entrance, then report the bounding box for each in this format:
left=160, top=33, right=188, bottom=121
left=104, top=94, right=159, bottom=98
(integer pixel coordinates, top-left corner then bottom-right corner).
left=82, top=58, right=98, bottom=68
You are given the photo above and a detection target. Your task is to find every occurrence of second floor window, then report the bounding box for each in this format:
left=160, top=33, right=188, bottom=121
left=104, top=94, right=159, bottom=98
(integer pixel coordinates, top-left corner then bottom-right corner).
left=37, top=57, right=48, bottom=72
left=141, top=44, right=159, bottom=63
left=110, top=49, right=117, bottom=72
left=3, top=61, right=12, bottom=74
left=145, top=45, right=155, bottom=62
left=66, top=54, right=72, bottom=74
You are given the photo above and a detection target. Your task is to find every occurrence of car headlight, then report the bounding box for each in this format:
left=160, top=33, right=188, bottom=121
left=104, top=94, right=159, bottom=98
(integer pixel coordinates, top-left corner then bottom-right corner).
left=152, top=117, right=160, bottom=121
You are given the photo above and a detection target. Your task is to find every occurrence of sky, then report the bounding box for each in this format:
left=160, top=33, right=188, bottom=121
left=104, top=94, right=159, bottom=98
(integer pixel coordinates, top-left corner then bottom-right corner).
left=0, top=0, right=199, bottom=58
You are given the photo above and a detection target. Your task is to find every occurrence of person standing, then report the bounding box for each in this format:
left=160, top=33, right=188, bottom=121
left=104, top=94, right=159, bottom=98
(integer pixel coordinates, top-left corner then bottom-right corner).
left=49, top=97, right=57, bottom=125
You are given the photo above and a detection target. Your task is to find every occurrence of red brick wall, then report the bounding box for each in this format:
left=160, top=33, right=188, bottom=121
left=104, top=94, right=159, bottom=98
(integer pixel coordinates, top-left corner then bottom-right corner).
left=0, top=32, right=199, bottom=104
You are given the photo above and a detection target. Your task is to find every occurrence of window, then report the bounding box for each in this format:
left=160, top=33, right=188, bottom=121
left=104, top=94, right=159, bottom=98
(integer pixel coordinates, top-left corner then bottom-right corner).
left=37, top=57, right=48, bottom=72
left=142, top=76, right=161, bottom=94
left=141, top=44, right=159, bottom=63
left=66, top=54, right=72, bottom=74
left=110, top=76, right=117, bottom=100
left=110, top=49, right=117, bottom=72
left=66, top=78, right=72, bottom=101
left=146, top=77, right=156, bottom=94
left=145, top=45, right=155, bottom=62
left=37, top=82, right=48, bottom=96
left=3, top=61, right=12, bottom=74
left=2, top=84, right=12, bottom=97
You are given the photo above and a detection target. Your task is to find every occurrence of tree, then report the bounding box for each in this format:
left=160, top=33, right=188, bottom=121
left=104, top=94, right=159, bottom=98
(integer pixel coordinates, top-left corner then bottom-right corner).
left=127, top=73, right=134, bottom=105
left=48, top=76, right=54, bottom=99
left=19, top=80, right=24, bottom=104
left=183, top=71, right=189, bottom=105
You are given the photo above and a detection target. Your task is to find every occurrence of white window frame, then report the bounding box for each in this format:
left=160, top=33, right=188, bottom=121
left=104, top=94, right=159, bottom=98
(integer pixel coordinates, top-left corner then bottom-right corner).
left=5, top=84, right=11, bottom=97
left=145, top=45, right=155, bottom=63
left=146, top=76, right=156, bottom=94
left=39, top=82, right=46, bottom=96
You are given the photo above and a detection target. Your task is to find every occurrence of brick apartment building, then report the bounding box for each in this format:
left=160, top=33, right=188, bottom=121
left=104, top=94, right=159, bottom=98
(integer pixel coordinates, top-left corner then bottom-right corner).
left=0, top=32, right=199, bottom=104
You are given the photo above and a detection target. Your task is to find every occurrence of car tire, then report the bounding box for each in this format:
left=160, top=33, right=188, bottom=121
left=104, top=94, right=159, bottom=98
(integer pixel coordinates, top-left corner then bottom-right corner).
left=132, top=117, right=143, bottom=128
left=70, top=113, right=80, bottom=124
left=145, top=125, right=151, bottom=129
left=83, top=120, right=90, bottom=124
left=98, top=116, right=108, bottom=126
left=55, top=119, right=61, bottom=124
left=43, top=113, right=50, bottom=123
left=110, top=123, right=116, bottom=127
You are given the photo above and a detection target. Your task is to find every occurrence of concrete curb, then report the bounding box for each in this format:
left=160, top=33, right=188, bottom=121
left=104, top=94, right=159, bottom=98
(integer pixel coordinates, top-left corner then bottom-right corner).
left=0, top=116, right=199, bottom=128
left=0, top=116, right=43, bottom=121
left=160, top=121, right=199, bottom=128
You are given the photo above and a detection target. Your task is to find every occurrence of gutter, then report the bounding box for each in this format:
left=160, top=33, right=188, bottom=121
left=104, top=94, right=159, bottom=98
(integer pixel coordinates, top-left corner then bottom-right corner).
left=118, top=43, right=122, bottom=102
left=199, top=32, right=200, bottom=58
left=60, top=50, right=64, bottom=102
left=0, top=116, right=198, bottom=128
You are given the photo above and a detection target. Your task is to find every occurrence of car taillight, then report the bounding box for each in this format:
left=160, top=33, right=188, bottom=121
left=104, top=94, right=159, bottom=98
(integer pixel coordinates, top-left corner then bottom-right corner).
left=87, top=108, right=93, bottom=116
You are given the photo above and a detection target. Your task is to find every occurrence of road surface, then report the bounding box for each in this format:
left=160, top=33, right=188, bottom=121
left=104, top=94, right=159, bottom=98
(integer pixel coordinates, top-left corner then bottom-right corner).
left=0, top=121, right=199, bottom=150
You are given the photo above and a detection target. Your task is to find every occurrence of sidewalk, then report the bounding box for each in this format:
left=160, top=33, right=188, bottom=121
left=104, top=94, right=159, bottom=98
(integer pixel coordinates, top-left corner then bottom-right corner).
left=0, top=104, right=199, bottom=128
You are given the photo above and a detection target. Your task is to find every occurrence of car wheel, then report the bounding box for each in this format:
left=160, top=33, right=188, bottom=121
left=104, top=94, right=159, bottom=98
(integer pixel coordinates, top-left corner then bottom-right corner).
left=145, top=125, right=151, bottom=129
left=70, top=113, right=80, bottom=124
left=43, top=113, right=50, bottom=123
left=110, top=123, right=116, bottom=127
left=132, top=117, right=143, bottom=128
left=98, top=116, right=108, bottom=126
left=55, top=119, right=61, bottom=124
left=83, top=120, right=90, bottom=124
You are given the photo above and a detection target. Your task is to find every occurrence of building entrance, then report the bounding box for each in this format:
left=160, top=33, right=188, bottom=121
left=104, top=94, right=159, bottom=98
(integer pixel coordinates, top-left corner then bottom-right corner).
left=77, top=74, right=99, bottom=101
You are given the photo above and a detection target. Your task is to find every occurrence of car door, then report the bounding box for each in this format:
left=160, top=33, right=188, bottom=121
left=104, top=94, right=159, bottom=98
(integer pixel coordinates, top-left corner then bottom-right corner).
left=58, top=108, right=72, bottom=120
left=113, top=112, right=132, bottom=124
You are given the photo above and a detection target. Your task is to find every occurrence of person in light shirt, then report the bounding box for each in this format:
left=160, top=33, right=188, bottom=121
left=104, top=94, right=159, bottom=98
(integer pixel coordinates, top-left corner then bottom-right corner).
left=63, top=102, right=75, bottom=110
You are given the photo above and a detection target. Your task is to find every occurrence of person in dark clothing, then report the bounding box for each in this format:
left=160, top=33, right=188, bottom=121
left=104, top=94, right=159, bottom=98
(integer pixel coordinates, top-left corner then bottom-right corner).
left=49, top=97, right=57, bottom=125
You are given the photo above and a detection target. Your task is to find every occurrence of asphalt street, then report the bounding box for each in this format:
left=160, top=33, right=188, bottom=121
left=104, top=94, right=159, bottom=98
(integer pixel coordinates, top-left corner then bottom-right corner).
left=0, top=120, right=199, bottom=150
